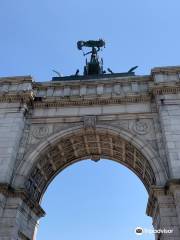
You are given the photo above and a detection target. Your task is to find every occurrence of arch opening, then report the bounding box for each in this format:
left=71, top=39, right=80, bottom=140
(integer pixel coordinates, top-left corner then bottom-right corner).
left=36, top=159, right=154, bottom=240
left=24, top=129, right=156, bottom=203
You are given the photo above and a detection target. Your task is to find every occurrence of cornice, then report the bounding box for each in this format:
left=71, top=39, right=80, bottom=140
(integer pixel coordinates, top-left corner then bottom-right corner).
left=0, top=184, right=45, bottom=217
left=33, top=75, right=152, bottom=89
left=0, top=75, right=33, bottom=84
left=151, top=66, right=180, bottom=74
left=0, top=91, right=34, bottom=103
left=151, top=85, right=180, bottom=95
left=32, top=94, right=151, bottom=108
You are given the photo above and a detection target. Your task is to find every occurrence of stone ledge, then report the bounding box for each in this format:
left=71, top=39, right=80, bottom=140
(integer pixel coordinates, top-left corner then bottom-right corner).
left=0, top=75, right=33, bottom=84
left=0, top=184, right=45, bottom=217
left=146, top=180, right=180, bottom=217
left=151, top=66, right=180, bottom=74
left=152, top=85, right=180, bottom=95
left=34, top=75, right=152, bottom=88
left=32, top=94, right=151, bottom=108
left=0, top=91, right=34, bottom=103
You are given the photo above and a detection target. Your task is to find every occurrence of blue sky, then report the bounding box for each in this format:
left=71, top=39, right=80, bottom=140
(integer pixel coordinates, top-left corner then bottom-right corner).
left=38, top=160, right=153, bottom=240
left=0, top=0, right=180, bottom=80
left=1, top=1, right=180, bottom=239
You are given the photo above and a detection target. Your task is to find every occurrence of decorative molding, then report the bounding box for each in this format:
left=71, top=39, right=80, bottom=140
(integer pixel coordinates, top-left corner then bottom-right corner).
left=0, top=91, right=34, bottom=103
left=0, top=75, right=33, bottom=84
left=152, top=85, right=180, bottom=95
left=133, top=119, right=150, bottom=135
left=0, top=184, right=45, bottom=217
left=146, top=185, right=166, bottom=217
left=25, top=130, right=156, bottom=202
left=32, top=94, right=151, bottom=108
left=33, top=75, right=152, bottom=89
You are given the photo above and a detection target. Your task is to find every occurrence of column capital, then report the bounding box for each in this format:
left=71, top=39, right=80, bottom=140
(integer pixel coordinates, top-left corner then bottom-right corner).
left=0, top=183, right=45, bottom=217
left=146, top=185, right=173, bottom=217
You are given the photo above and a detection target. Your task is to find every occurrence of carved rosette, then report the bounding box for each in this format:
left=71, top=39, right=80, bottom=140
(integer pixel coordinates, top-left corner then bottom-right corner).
left=32, top=126, right=49, bottom=139
left=133, top=119, right=150, bottom=135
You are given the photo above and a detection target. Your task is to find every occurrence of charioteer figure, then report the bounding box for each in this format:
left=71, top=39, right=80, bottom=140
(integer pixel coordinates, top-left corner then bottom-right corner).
left=52, top=39, right=138, bottom=80
left=77, top=39, right=105, bottom=75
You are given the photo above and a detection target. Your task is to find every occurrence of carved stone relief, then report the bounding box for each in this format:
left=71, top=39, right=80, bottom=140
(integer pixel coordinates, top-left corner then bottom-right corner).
left=83, top=116, right=96, bottom=131
left=32, top=126, right=49, bottom=139
left=132, top=119, right=150, bottom=135
left=28, top=125, right=53, bottom=145
left=100, top=118, right=154, bottom=139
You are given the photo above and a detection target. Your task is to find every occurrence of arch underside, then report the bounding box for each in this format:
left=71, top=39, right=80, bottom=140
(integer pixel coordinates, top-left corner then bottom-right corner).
left=25, top=129, right=156, bottom=202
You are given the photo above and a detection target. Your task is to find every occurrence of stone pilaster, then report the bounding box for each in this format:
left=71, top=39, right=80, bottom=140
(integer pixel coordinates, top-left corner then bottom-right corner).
left=0, top=185, right=45, bottom=240
left=147, top=186, right=180, bottom=240
left=166, top=180, right=180, bottom=228
left=0, top=76, right=34, bottom=184
left=152, top=67, right=180, bottom=179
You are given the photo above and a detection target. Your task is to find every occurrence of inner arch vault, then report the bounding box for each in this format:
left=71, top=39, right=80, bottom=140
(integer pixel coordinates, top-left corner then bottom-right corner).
left=22, top=126, right=160, bottom=203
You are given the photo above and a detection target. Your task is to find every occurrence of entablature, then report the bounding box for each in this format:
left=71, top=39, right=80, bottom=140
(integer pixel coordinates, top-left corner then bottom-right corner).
left=0, top=66, right=180, bottom=106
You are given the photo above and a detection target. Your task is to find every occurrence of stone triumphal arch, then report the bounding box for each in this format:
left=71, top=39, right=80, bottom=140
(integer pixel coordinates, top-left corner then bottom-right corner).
left=0, top=66, right=180, bottom=239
